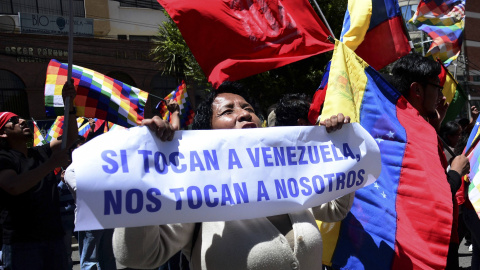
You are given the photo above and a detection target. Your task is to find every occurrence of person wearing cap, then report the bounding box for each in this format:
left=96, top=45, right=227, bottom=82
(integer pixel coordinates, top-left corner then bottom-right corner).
left=0, top=80, right=78, bottom=270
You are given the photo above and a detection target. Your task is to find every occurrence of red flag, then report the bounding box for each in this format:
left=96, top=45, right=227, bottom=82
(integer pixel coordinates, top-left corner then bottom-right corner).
left=158, top=0, right=335, bottom=88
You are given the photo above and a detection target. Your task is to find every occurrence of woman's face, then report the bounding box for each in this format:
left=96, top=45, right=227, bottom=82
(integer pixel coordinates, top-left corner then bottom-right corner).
left=211, top=93, right=261, bottom=130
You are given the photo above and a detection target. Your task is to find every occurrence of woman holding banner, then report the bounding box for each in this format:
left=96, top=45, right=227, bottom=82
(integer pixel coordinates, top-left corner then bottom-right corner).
left=113, top=82, right=354, bottom=270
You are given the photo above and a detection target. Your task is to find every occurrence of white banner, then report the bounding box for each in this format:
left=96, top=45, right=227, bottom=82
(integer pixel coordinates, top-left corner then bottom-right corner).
left=74, top=123, right=381, bottom=230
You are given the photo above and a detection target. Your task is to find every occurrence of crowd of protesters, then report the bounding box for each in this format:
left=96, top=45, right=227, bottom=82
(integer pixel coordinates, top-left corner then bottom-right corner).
left=0, top=53, right=477, bottom=270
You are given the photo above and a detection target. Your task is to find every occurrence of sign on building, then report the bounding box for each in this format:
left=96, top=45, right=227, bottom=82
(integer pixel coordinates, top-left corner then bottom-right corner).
left=19, top=12, right=93, bottom=37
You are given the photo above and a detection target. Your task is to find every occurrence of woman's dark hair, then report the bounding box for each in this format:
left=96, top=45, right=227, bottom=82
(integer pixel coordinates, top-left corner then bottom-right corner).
left=454, top=132, right=469, bottom=156
left=274, top=93, right=311, bottom=126
left=439, top=121, right=461, bottom=147
left=390, top=53, right=441, bottom=97
left=192, top=82, right=258, bottom=130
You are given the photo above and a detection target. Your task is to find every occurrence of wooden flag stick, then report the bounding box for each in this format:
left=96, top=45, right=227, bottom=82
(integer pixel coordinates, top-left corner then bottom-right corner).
left=62, top=0, right=74, bottom=150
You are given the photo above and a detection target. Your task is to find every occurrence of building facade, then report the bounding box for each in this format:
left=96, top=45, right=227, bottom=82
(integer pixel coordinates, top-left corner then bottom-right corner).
left=0, top=0, right=193, bottom=123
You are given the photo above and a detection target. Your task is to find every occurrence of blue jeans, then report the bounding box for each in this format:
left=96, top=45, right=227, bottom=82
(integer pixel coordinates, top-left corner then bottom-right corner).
left=2, top=238, right=68, bottom=270
left=78, top=229, right=116, bottom=270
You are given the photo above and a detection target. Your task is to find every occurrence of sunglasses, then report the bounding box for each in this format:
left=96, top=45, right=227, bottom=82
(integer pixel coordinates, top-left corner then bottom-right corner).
left=425, top=82, right=443, bottom=92
left=7, top=116, right=19, bottom=126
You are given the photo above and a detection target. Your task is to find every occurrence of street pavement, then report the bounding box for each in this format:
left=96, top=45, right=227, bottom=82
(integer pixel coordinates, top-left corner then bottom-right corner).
left=72, top=237, right=79, bottom=270
left=459, top=237, right=473, bottom=269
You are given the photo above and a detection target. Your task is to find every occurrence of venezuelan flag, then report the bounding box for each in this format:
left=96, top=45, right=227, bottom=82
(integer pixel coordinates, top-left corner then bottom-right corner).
left=340, top=0, right=411, bottom=70
left=321, top=41, right=453, bottom=269
left=78, top=122, right=91, bottom=137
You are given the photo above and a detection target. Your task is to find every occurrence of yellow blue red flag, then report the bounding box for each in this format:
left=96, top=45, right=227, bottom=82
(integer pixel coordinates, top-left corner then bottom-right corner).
left=340, top=0, right=411, bottom=70
left=320, top=40, right=453, bottom=269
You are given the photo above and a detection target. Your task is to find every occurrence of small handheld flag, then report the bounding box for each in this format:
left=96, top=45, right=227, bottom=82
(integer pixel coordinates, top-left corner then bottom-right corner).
left=32, top=118, right=47, bottom=146
left=45, top=116, right=64, bottom=143
left=155, top=81, right=194, bottom=128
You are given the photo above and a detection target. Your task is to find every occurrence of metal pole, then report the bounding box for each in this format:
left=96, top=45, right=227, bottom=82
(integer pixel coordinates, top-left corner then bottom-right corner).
left=62, top=0, right=74, bottom=150
left=402, top=0, right=412, bottom=21
left=454, top=57, right=458, bottom=79
left=311, top=0, right=336, bottom=39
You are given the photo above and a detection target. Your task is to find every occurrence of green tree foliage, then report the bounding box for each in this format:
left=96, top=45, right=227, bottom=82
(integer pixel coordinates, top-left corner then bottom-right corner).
left=151, top=1, right=348, bottom=115
left=151, top=10, right=208, bottom=87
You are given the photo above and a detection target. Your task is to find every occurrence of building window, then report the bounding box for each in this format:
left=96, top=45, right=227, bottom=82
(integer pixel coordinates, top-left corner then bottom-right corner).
left=0, top=0, right=85, bottom=17
left=106, top=71, right=137, bottom=87
left=116, top=0, right=163, bottom=10
left=129, top=35, right=154, bottom=42
left=0, top=70, right=29, bottom=118
left=151, top=73, right=178, bottom=98
left=473, top=75, right=480, bottom=82
left=457, top=75, right=465, bottom=81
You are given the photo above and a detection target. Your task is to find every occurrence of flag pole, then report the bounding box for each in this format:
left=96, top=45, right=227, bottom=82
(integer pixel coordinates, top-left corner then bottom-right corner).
left=438, top=135, right=456, bottom=158
left=398, top=2, right=414, bottom=51
left=466, top=133, right=480, bottom=157
left=311, top=0, right=336, bottom=39
left=148, top=93, right=167, bottom=102
left=62, top=0, right=74, bottom=150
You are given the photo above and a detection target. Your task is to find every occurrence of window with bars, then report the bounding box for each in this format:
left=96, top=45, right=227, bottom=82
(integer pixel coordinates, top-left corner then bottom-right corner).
left=150, top=73, right=178, bottom=98
left=115, top=0, right=163, bottom=10
left=0, top=0, right=85, bottom=17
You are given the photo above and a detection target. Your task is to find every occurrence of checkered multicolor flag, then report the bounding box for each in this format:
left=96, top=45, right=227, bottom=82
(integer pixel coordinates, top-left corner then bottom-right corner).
left=155, top=81, right=195, bottom=128
left=45, top=116, right=90, bottom=142
left=409, top=0, right=465, bottom=66
left=32, top=119, right=47, bottom=146
left=107, top=121, right=127, bottom=131
left=45, top=59, right=149, bottom=128
left=45, top=116, right=64, bottom=142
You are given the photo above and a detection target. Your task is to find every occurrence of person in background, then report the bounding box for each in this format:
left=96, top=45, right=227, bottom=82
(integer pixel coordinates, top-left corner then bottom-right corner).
left=58, top=135, right=86, bottom=270
left=67, top=120, right=117, bottom=270
left=458, top=106, right=479, bottom=136
left=439, top=121, right=463, bottom=162
left=274, top=93, right=311, bottom=127
left=0, top=80, right=77, bottom=270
